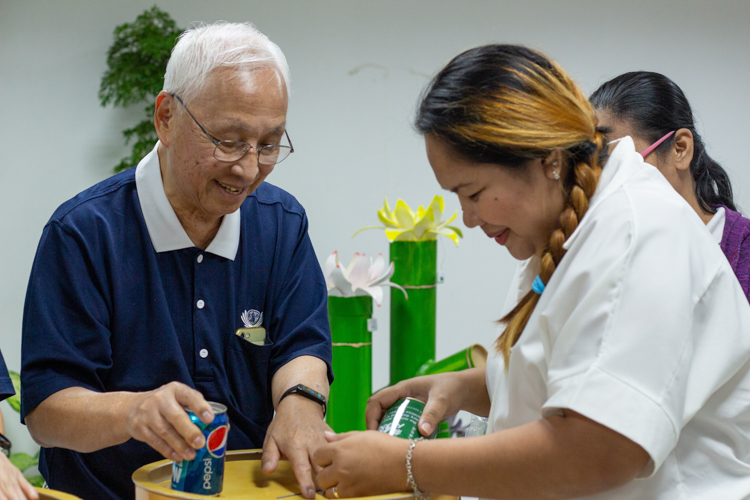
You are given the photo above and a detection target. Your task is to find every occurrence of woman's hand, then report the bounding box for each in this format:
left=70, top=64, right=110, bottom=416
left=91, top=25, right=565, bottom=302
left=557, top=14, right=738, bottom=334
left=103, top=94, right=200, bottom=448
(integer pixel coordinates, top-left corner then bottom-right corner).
left=0, top=452, right=38, bottom=500
left=312, top=431, right=410, bottom=498
left=366, top=368, right=489, bottom=437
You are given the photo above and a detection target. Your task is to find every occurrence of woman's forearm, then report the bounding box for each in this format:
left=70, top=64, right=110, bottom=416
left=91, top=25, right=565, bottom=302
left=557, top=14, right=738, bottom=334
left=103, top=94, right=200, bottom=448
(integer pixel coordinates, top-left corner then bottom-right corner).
left=410, top=410, right=649, bottom=500
left=455, top=367, right=491, bottom=416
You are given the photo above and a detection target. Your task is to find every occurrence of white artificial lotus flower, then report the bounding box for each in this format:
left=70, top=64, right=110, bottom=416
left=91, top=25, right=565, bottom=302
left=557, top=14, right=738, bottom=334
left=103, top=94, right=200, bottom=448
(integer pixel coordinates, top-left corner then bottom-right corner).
left=324, top=251, right=407, bottom=306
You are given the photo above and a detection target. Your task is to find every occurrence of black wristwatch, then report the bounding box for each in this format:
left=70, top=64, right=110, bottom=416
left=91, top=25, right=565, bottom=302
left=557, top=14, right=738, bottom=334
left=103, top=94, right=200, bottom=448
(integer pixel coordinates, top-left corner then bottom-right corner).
left=279, top=384, right=327, bottom=417
left=0, top=432, right=11, bottom=457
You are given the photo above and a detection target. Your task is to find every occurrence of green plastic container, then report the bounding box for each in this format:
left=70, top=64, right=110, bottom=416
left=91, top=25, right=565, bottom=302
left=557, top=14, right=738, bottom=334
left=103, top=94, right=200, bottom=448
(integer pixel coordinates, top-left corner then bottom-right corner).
left=327, top=295, right=373, bottom=433
left=389, top=240, right=437, bottom=385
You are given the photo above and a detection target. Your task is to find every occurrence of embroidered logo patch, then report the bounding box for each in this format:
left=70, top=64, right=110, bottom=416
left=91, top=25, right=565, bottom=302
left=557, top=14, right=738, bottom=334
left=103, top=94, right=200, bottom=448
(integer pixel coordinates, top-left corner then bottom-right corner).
left=237, top=309, right=266, bottom=346
left=241, top=309, right=263, bottom=328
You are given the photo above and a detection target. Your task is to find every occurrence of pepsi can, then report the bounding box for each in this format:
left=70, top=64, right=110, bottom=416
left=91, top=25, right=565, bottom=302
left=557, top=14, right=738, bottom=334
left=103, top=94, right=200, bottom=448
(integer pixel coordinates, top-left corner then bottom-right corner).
left=171, top=402, right=229, bottom=495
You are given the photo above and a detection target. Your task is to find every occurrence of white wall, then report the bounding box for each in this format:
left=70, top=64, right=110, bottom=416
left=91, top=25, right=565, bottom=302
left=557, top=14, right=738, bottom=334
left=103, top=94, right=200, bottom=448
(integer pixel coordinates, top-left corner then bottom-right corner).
left=2, top=0, right=749, bottom=453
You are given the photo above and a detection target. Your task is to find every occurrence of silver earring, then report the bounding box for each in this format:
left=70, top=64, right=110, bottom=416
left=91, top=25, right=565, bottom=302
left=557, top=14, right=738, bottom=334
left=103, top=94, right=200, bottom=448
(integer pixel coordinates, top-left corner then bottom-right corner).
left=552, top=161, right=558, bottom=167
left=552, top=171, right=560, bottom=180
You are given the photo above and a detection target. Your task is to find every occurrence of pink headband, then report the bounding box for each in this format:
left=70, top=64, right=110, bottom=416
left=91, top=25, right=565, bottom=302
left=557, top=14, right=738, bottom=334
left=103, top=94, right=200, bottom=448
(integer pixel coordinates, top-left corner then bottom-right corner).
left=640, top=131, right=675, bottom=158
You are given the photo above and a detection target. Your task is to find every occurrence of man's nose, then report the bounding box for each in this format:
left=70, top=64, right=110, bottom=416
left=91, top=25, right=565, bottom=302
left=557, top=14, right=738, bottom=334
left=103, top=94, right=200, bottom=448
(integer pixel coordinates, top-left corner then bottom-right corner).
left=231, top=151, right=260, bottom=180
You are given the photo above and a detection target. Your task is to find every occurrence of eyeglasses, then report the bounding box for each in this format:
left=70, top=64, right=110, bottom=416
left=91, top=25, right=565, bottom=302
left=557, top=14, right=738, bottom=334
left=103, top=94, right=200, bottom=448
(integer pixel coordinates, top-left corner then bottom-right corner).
left=171, top=93, right=294, bottom=165
left=640, top=131, right=675, bottom=158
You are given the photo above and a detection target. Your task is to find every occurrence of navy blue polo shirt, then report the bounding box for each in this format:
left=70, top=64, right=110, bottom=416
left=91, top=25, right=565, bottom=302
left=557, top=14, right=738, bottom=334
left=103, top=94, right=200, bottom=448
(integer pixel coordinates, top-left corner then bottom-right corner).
left=21, top=144, right=332, bottom=500
left=0, top=350, right=14, bottom=402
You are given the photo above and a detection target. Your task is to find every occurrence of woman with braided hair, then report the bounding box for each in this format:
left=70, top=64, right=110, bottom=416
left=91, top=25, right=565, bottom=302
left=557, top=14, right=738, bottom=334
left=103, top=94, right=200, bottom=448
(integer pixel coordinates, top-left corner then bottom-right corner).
left=313, top=45, right=750, bottom=499
left=591, top=71, right=750, bottom=300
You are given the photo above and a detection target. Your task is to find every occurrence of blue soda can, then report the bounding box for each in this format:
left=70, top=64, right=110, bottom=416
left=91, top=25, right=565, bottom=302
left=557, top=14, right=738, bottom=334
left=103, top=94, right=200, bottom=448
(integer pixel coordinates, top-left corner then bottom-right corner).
left=171, top=402, right=230, bottom=495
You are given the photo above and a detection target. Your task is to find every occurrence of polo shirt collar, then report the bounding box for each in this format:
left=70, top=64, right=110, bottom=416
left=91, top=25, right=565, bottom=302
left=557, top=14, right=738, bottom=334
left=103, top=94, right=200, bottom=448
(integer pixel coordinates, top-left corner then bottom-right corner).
left=135, top=142, right=241, bottom=260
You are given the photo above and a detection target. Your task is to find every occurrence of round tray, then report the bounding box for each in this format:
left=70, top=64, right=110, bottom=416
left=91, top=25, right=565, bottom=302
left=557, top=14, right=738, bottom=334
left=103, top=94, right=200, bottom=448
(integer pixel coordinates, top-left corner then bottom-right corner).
left=34, top=488, right=83, bottom=500
left=133, top=449, right=454, bottom=500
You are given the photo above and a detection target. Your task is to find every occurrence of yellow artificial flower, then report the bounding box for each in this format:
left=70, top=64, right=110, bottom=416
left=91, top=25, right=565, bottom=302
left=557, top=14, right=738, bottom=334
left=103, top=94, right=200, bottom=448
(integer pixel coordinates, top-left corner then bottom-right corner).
left=354, top=195, right=463, bottom=245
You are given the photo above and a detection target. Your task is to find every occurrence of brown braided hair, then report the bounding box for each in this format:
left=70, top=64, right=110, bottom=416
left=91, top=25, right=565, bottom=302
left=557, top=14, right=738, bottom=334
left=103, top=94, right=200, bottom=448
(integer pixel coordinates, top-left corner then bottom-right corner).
left=415, top=45, right=607, bottom=367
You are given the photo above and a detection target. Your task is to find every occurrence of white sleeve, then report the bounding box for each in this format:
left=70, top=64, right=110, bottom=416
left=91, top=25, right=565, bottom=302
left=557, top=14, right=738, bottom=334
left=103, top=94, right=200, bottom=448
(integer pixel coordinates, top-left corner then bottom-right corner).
left=540, top=191, right=750, bottom=476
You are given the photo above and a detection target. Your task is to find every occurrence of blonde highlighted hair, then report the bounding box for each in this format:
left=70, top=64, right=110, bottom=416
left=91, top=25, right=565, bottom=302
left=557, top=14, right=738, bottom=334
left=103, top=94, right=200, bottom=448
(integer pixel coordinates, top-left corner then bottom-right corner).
left=415, top=45, right=606, bottom=367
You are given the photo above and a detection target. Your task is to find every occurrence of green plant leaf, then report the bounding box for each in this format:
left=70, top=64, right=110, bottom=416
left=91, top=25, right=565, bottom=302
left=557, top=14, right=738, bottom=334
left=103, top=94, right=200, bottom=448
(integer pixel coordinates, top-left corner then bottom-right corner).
left=9, top=452, right=38, bottom=472
left=99, top=6, right=183, bottom=173
left=6, top=371, right=20, bottom=412
left=99, top=6, right=182, bottom=107
left=27, top=475, right=45, bottom=487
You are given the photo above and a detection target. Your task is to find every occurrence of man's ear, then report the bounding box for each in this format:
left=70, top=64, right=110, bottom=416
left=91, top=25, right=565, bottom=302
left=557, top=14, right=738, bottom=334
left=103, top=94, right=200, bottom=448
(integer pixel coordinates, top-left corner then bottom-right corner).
left=154, top=91, right=174, bottom=147
left=672, top=128, right=694, bottom=172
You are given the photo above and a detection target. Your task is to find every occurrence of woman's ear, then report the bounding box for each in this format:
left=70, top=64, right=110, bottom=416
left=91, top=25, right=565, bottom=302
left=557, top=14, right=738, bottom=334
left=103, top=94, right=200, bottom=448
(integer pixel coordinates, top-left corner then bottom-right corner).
left=542, top=150, right=564, bottom=181
left=672, top=128, right=694, bottom=172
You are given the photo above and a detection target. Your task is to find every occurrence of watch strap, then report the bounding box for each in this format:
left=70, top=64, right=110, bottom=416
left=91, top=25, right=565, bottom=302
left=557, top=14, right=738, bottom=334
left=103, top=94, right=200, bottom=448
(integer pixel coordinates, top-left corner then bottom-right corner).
left=0, top=432, right=11, bottom=457
left=279, top=384, right=327, bottom=417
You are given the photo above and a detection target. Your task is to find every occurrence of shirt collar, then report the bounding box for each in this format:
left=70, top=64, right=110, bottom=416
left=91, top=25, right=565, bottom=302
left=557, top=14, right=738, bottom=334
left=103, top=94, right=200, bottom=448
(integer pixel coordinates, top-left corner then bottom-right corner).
left=562, top=136, right=643, bottom=251
left=705, top=206, right=726, bottom=244
left=135, top=141, right=241, bottom=260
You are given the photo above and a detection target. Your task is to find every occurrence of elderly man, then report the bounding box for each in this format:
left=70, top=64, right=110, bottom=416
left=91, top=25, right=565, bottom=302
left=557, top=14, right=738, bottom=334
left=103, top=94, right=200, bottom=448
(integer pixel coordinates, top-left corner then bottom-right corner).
left=21, top=22, right=331, bottom=500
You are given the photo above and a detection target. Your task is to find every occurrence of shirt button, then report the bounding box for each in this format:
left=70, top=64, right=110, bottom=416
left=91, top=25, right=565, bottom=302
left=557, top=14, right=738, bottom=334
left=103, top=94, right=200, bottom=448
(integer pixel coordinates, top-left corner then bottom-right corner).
left=197, top=299, right=205, bottom=309
left=199, top=349, right=208, bottom=359
left=197, top=254, right=204, bottom=263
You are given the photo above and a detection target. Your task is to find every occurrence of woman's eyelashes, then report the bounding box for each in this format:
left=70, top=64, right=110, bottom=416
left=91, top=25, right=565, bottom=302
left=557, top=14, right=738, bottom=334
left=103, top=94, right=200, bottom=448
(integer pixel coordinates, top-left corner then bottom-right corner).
left=469, top=189, right=483, bottom=201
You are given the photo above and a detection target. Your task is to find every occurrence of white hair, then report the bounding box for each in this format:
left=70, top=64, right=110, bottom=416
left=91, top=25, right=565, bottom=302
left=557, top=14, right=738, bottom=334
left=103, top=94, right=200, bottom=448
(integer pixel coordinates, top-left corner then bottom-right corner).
left=163, top=21, right=290, bottom=103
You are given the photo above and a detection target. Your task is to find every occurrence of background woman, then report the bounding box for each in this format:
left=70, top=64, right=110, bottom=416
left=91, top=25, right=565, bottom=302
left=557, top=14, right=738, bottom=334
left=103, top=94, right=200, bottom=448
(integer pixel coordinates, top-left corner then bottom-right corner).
left=591, top=71, right=750, bottom=299
left=312, top=45, right=750, bottom=499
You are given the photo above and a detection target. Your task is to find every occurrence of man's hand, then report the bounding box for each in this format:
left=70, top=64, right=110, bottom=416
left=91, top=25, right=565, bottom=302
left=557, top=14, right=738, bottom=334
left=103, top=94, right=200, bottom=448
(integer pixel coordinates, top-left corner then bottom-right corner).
left=125, top=382, right=215, bottom=461
left=263, top=356, right=330, bottom=500
left=0, top=452, right=38, bottom=500
left=262, top=395, right=329, bottom=499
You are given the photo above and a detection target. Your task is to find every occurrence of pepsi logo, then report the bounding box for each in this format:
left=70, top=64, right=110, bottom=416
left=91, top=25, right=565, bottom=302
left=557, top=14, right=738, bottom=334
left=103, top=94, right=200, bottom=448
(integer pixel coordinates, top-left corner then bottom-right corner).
left=206, top=425, right=228, bottom=458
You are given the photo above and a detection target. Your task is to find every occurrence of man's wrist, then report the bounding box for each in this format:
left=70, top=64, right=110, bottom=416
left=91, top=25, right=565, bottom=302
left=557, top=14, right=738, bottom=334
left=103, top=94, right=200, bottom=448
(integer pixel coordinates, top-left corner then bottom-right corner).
left=278, top=384, right=327, bottom=417
left=0, top=432, right=11, bottom=457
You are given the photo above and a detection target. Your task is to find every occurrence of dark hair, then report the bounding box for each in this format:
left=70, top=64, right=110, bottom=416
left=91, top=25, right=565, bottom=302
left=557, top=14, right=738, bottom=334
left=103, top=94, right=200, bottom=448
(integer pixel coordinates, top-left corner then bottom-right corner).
left=590, top=71, right=735, bottom=213
left=415, top=44, right=606, bottom=365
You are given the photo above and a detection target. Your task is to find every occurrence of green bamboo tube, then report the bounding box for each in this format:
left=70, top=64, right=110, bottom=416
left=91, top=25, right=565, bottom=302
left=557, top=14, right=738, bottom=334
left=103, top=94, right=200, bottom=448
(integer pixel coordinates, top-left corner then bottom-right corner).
left=327, top=295, right=373, bottom=433
left=389, top=240, right=437, bottom=385
left=415, top=344, right=488, bottom=377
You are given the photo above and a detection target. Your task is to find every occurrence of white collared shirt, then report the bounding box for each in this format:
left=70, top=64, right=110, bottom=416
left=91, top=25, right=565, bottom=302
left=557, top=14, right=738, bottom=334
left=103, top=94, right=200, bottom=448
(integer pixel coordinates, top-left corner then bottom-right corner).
left=486, top=137, right=750, bottom=499
left=134, top=142, right=241, bottom=260
left=706, top=205, right=726, bottom=244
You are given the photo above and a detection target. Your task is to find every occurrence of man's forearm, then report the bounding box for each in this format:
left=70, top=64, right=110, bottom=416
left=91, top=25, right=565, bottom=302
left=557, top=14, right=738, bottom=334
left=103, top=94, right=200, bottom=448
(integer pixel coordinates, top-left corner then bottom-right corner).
left=25, top=387, right=138, bottom=452
left=271, top=355, right=329, bottom=408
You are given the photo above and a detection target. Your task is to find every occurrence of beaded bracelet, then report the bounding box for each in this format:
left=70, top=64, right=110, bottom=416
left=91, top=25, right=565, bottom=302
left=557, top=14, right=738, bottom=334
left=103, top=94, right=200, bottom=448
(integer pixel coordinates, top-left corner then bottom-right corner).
left=406, top=437, right=429, bottom=500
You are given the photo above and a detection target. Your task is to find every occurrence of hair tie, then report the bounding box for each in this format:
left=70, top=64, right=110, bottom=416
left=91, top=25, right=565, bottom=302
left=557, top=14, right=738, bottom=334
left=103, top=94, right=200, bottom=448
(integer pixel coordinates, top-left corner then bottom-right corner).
left=531, top=275, right=545, bottom=294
